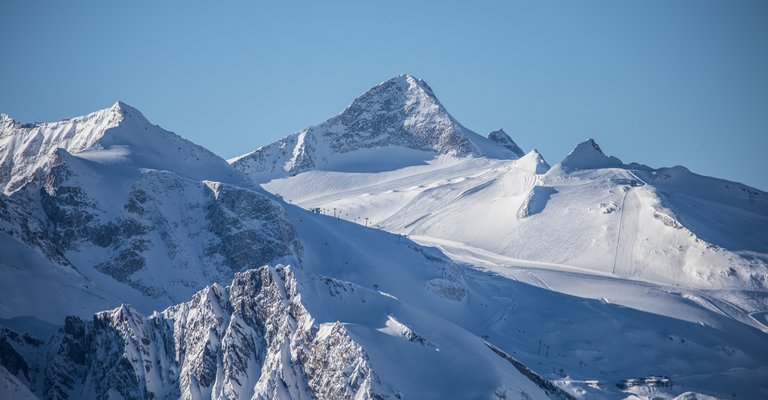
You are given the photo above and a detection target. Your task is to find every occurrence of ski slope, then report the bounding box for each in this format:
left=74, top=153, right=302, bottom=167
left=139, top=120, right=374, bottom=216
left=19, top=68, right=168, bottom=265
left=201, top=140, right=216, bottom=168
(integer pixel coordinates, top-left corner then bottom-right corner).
left=260, top=142, right=768, bottom=339
left=282, top=205, right=768, bottom=399
left=264, top=151, right=766, bottom=285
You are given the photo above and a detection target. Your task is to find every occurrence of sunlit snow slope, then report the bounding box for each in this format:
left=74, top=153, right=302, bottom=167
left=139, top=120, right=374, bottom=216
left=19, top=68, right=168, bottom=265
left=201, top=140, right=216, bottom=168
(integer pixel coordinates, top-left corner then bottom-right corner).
left=238, top=76, right=768, bottom=335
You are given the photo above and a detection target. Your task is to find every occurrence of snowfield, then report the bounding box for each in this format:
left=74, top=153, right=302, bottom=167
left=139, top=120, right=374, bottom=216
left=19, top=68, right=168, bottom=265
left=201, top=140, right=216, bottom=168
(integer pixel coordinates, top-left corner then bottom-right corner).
left=1, top=75, right=767, bottom=399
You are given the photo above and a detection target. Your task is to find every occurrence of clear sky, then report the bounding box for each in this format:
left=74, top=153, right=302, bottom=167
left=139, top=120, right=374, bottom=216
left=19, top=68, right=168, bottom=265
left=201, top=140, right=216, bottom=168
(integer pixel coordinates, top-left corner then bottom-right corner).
left=2, top=1, right=767, bottom=190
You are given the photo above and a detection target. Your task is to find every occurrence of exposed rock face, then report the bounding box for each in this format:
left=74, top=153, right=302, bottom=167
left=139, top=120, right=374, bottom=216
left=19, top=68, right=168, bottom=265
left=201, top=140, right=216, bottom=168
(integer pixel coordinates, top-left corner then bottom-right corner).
left=0, top=328, right=45, bottom=394
left=0, top=188, right=71, bottom=269
left=42, top=266, right=389, bottom=400
left=3, top=144, right=301, bottom=303
left=322, top=75, right=478, bottom=156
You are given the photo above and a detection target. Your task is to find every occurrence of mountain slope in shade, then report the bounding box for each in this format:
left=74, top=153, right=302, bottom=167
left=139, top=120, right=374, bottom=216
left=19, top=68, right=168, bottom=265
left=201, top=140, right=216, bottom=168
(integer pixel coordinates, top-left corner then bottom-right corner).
left=488, top=129, right=525, bottom=157
left=0, top=102, right=243, bottom=194
left=553, top=138, right=623, bottom=172
left=231, top=75, right=523, bottom=183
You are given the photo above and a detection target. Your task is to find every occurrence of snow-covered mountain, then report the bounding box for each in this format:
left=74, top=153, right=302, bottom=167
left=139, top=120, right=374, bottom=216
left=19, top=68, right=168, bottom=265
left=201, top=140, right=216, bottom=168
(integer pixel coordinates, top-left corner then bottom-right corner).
left=230, top=74, right=524, bottom=183
left=2, top=76, right=768, bottom=399
left=261, top=137, right=768, bottom=333
left=249, top=80, right=768, bottom=301
left=0, top=103, right=298, bottom=324
left=0, top=102, right=243, bottom=194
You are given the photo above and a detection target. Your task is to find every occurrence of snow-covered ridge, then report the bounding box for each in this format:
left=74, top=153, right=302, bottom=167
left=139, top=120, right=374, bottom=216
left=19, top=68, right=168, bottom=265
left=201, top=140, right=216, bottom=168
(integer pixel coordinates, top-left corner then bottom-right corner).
left=231, top=74, right=525, bottom=183
left=263, top=135, right=768, bottom=295
left=553, top=138, right=624, bottom=172
left=0, top=101, right=243, bottom=194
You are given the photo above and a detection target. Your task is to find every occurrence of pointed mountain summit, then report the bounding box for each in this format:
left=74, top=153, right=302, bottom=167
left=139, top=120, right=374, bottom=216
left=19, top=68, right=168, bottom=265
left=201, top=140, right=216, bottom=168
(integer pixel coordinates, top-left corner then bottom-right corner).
left=231, top=74, right=523, bottom=183
left=328, top=74, right=479, bottom=155
left=0, top=102, right=242, bottom=193
left=516, top=149, right=550, bottom=174
left=556, top=138, right=623, bottom=172
left=488, top=129, right=524, bottom=158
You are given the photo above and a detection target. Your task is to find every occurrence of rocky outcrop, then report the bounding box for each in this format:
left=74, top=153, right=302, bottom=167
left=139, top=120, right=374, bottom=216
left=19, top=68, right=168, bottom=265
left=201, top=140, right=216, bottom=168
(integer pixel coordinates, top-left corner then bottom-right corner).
left=42, top=265, right=390, bottom=400
left=25, top=148, right=300, bottom=300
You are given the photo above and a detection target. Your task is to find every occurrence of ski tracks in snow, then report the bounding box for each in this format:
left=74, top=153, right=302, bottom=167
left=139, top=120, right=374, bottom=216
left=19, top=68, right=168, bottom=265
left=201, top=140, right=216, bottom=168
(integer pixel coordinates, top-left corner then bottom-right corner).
left=612, top=188, right=641, bottom=278
left=525, top=271, right=553, bottom=291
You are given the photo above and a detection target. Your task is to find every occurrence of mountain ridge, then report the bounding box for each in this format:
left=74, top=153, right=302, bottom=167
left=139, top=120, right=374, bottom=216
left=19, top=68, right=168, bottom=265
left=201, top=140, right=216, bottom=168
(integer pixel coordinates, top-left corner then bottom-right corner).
left=0, top=101, right=244, bottom=194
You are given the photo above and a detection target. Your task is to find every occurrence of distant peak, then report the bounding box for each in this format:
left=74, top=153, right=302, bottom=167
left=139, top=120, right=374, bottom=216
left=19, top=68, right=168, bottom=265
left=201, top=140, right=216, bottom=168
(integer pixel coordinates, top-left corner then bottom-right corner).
left=488, top=129, right=510, bottom=140
left=111, top=101, right=129, bottom=112
left=517, top=148, right=550, bottom=174
left=402, top=74, right=434, bottom=91
left=330, top=74, right=454, bottom=132
left=386, top=73, right=425, bottom=85
left=559, top=138, right=623, bottom=172
left=107, top=101, right=147, bottom=120
left=488, top=129, right=524, bottom=157
left=582, top=138, right=604, bottom=153
left=570, top=138, right=607, bottom=156
left=365, top=74, right=438, bottom=102
left=0, top=113, right=13, bottom=127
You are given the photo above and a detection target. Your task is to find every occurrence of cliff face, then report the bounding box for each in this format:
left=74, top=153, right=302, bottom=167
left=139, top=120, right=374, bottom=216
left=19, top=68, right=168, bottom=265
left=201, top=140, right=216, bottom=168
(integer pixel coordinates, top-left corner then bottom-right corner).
left=43, top=266, right=387, bottom=400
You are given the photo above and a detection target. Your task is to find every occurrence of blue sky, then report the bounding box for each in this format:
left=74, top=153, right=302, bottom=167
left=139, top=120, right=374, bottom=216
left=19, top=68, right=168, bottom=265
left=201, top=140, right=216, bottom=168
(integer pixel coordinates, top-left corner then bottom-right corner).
left=2, top=1, right=767, bottom=189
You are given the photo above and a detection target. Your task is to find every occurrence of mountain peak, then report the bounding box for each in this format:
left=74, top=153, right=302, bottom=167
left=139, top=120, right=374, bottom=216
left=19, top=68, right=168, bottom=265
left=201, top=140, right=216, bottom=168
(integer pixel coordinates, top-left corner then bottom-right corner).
left=110, top=100, right=130, bottom=114
left=314, top=74, right=487, bottom=156
left=558, top=138, right=623, bottom=172
left=340, top=74, right=441, bottom=118
left=488, top=129, right=525, bottom=157
left=393, top=73, right=436, bottom=96
left=573, top=138, right=607, bottom=158
left=230, top=76, right=525, bottom=183
left=583, top=138, right=602, bottom=152
left=517, top=148, right=550, bottom=174
left=103, top=101, right=149, bottom=124
left=0, top=102, right=243, bottom=193
left=0, top=113, right=14, bottom=130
